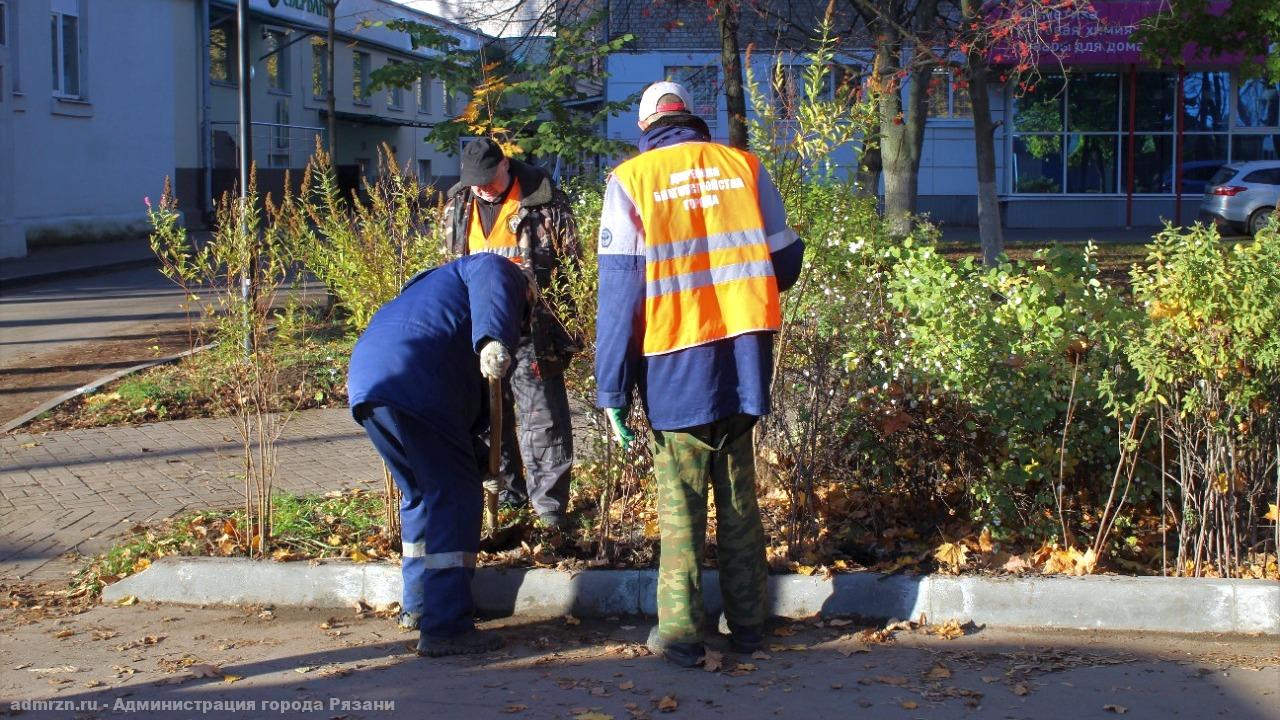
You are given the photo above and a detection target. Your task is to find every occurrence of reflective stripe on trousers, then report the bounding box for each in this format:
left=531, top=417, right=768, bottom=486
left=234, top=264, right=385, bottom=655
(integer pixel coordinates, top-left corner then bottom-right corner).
left=401, top=543, right=477, bottom=569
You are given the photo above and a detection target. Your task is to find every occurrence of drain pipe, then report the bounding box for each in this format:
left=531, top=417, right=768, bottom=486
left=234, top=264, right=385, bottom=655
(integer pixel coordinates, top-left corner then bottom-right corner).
left=200, top=0, right=213, bottom=222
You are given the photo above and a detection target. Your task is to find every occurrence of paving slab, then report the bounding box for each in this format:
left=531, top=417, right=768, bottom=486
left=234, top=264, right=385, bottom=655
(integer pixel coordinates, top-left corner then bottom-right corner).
left=0, top=409, right=378, bottom=581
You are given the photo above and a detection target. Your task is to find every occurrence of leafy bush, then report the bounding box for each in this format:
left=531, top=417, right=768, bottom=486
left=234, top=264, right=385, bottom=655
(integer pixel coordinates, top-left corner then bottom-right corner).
left=296, top=142, right=446, bottom=333
left=886, top=243, right=1141, bottom=543
left=1127, top=223, right=1280, bottom=576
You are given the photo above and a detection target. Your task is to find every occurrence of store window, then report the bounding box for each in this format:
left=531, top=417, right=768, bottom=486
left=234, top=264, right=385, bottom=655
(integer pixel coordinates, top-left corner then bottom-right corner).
left=926, top=67, right=972, bottom=120
left=1182, top=72, right=1230, bottom=131
left=1233, top=134, right=1280, bottom=161
left=265, top=29, right=289, bottom=93
left=50, top=0, right=81, bottom=97
left=311, top=37, right=327, bottom=100
left=664, top=65, right=718, bottom=125
left=353, top=50, right=370, bottom=105
left=1237, top=79, right=1280, bottom=128
left=210, top=17, right=237, bottom=84
left=1011, top=75, right=1065, bottom=193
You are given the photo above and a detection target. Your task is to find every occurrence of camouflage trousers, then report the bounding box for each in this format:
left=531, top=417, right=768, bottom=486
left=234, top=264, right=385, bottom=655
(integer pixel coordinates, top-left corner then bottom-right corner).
left=652, top=413, right=768, bottom=644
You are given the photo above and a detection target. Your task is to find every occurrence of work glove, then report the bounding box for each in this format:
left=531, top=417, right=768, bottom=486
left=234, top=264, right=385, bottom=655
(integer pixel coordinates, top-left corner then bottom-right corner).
left=606, top=407, right=636, bottom=450
left=479, top=340, right=511, bottom=380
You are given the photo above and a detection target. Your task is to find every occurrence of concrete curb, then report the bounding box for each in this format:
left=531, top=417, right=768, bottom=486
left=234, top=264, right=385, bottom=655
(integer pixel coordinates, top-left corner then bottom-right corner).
left=2, top=343, right=217, bottom=434
left=104, top=557, right=1280, bottom=635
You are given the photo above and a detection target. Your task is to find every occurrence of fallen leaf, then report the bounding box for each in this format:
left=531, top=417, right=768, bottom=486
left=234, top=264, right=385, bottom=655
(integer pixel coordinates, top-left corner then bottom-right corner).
left=575, top=713, right=613, bottom=720
left=732, top=663, right=758, bottom=674
left=294, top=666, right=314, bottom=674
left=1103, top=705, right=1128, bottom=715
left=502, top=705, right=528, bottom=714
left=590, top=687, right=609, bottom=696
left=978, top=527, right=995, bottom=553
left=875, top=675, right=909, bottom=686
left=701, top=649, right=724, bottom=673
left=54, top=628, right=75, bottom=639
left=116, top=595, right=139, bottom=606
left=1002, top=555, right=1030, bottom=573
left=187, top=664, right=221, bottom=679
left=830, top=683, right=844, bottom=689
left=751, top=651, right=771, bottom=660
left=933, top=542, right=968, bottom=571
left=657, top=695, right=678, bottom=713
left=1013, top=682, right=1031, bottom=696
left=618, top=680, right=635, bottom=690
left=980, top=676, right=999, bottom=683
left=827, top=618, right=852, bottom=627
left=925, top=663, right=952, bottom=679
left=901, top=700, right=919, bottom=709
left=222, top=674, right=242, bottom=684
left=565, top=615, right=581, bottom=626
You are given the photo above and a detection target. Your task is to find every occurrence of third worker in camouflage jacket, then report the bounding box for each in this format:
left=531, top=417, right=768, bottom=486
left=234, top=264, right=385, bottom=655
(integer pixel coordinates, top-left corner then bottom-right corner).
left=443, top=138, right=581, bottom=528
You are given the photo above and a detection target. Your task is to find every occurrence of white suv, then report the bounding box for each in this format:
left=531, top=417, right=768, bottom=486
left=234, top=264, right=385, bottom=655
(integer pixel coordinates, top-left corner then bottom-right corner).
left=1198, top=161, right=1280, bottom=236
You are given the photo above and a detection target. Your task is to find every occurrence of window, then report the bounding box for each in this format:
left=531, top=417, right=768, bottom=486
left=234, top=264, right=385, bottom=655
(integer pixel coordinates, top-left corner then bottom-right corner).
left=444, top=86, right=456, bottom=115
left=274, top=99, right=289, bottom=150
left=1237, top=79, right=1280, bottom=129
left=1243, top=168, right=1280, bottom=185
left=416, top=77, right=432, bottom=114
left=0, top=1, right=8, bottom=46
left=352, top=50, right=369, bottom=105
left=663, top=65, right=717, bottom=124
left=1233, top=134, right=1280, bottom=161
left=417, top=159, right=432, bottom=186
left=386, top=60, right=403, bottom=110
left=210, top=16, right=237, bottom=84
left=50, top=0, right=81, bottom=97
left=926, top=67, right=972, bottom=120
left=311, top=37, right=327, bottom=99
left=264, top=29, right=289, bottom=93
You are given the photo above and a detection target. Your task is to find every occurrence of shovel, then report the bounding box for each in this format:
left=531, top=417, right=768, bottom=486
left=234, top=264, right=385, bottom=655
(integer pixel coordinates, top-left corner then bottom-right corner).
left=483, top=377, right=502, bottom=535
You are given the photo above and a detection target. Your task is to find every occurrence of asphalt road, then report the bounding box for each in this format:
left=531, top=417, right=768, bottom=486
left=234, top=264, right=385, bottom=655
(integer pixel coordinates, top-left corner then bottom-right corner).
left=0, top=607, right=1275, bottom=720
left=0, top=266, right=193, bottom=426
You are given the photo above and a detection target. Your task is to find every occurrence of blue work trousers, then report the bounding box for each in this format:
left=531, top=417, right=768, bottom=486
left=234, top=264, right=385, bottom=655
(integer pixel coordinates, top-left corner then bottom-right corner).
left=357, top=404, right=483, bottom=638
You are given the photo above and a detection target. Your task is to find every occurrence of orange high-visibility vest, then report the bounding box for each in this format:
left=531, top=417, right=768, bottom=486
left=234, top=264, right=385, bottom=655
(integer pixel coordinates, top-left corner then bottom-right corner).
left=467, top=178, right=523, bottom=262
left=613, top=142, right=781, bottom=356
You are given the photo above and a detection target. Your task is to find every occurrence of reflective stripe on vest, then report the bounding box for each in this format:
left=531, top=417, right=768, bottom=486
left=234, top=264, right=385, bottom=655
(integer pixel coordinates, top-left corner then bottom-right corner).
left=613, top=143, right=781, bottom=356
left=467, top=177, right=523, bottom=262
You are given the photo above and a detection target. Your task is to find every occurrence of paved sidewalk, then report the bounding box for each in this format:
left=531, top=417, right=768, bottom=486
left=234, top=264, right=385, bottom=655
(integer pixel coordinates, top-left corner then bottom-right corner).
left=0, top=409, right=380, bottom=582
left=0, top=237, right=158, bottom=289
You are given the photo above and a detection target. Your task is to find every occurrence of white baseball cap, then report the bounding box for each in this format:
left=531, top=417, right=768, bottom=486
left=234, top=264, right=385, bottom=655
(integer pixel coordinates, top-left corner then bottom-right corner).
left=638, top=81, right=693, bottom=122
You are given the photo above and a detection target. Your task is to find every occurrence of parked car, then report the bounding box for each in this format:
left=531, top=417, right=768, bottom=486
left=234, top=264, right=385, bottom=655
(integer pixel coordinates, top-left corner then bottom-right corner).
left=1198, top=161, right=1280, bottom=236
left=1161, top=160, right=1227, bottom=195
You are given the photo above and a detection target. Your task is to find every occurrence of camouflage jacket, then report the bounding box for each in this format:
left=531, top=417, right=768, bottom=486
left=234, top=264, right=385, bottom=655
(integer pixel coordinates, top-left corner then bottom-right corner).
left=443, top=158, right=582, bottom=376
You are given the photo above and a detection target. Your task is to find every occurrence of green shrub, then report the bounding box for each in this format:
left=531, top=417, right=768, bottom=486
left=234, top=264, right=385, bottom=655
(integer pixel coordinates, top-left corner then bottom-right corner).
left=1127, top=223, right=1280, bottom=576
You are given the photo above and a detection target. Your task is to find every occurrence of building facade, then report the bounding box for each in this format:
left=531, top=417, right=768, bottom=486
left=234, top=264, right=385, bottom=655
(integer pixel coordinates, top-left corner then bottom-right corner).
left=598, top=0, right=1280, bottom=229
left=0, top=0, right=482, bottom=258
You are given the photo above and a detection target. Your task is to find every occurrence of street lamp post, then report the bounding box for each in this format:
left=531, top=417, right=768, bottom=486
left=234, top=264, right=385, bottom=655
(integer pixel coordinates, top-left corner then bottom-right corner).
left=236, top=0, right=254, bottom=354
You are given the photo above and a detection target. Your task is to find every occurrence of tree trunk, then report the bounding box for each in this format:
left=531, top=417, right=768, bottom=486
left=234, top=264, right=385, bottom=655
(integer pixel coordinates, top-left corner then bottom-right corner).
left=718, top=2, right=748, bottom=150
left=968, top=59, right=1003, bottom=265
left=875, top=0, right=936, bottom=238
left=856, top=116, right=882, bottom=198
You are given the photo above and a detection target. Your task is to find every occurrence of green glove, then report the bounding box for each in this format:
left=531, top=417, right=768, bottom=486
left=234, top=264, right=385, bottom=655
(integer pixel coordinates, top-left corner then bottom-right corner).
left=606, top=407, right=636, bottom=450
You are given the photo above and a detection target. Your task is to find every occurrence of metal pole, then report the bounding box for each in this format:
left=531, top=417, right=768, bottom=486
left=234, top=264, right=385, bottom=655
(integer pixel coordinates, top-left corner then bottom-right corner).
left=1125, top=63, right=1135, bottom=229
left=1175, top=68, right=1185, bottom=227
left=236, top=0, right=253, bottom=354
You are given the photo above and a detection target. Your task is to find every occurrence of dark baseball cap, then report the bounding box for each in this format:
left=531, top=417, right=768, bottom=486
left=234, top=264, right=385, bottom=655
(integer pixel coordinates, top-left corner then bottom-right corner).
left=460, top=138, right=506, bottom=186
